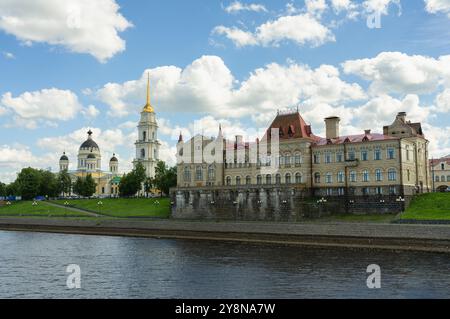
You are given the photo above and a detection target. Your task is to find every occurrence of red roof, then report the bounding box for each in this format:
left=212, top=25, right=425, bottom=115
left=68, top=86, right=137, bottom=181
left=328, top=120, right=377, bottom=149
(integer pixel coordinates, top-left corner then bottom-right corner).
left=263, top=111, right=317, bottom=140
left=314, top=133, right=398, bottom=146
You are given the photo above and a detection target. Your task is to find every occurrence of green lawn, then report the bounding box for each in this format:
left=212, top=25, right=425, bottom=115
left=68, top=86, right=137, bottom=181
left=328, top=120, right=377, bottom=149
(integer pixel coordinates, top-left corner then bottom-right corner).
left=51, top=197, right=171, bottom=218
left=0, top=201, right=92, bottom=217
left=401, top=193, right=450, bottom=220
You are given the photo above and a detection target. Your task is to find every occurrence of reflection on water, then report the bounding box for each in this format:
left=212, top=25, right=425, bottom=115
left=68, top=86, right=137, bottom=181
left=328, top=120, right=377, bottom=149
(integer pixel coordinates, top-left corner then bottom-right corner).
left=0, top=230, right=448, bottom=298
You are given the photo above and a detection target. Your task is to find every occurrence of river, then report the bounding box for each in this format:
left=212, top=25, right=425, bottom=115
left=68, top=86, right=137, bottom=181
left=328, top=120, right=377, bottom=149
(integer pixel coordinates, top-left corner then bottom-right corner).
left=0, top=230, right=448, bottom=298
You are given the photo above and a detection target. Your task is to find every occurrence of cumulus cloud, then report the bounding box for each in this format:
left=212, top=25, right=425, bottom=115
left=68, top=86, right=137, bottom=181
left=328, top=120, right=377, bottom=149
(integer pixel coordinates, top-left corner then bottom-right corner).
left=1, top=88, right=83, bottom=128
left=213, top=13, right=335, bottom=48
left=223, top=1, right=267, bottom=13
left=2, top=51, right=15, bottom=59
left=0, top=0, right=132, bottom=62
left=96, top=55, right=365, bottom=119
left=362, top=0, right=402, bottom=15
left=436, top=88, right=450, bottom=112
left=81, top=104, right=100, bottom=119
left=424, top=0, right=450, bottom=17
left=342, top=52, right=450, bottom=95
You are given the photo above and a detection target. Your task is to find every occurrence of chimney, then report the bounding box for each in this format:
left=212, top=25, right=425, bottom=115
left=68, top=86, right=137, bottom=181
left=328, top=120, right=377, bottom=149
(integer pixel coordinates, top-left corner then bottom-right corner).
left=396, top=112, right=407, bottom=123
left=324, top=116, right=340, bottom=139
left=364, top=129, right=371, bottom=135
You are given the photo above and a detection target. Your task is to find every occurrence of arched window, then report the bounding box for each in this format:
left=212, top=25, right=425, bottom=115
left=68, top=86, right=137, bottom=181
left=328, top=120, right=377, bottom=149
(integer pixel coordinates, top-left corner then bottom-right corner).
left=314, top=172, right=321, bottom=184
left=362, top=170, right=369, bottom=182
left=257, top=175, right=262, bottom=185
left=196, top=166, right=203, bottom=181
left=295, top=173, right=302, bottom=184
left=226, top=176, right=231, bottom=186
left=275, top=174, right=281, bottom=184
left=208, top=165, right=215, bottom=180
left=184, top=167, right=191, bottom=182
left=246, top=176, right=251, bottom=185
left=154, top=149, right=157, bottom=159
left=375, top=169, right=382, bottom=181
left=141, top=148, right=145, bottom=158
left=337, top=171, right=344, bottom=183
left=143, top=131, right=147, bottom=141
left=285, top=173, right=291, bottom=184
left=236, top=176, right=241, bottom=186
left=388, top=169, right=397, bottom=181
left=326, top=172, right=332, bottom=183
left=441, top=175, right=445, bottom=182
left=350, top=171, right=356, bottom=182
left=266, top=174, right=272, bottom=184
left=294, top=153, right=302, bottom=165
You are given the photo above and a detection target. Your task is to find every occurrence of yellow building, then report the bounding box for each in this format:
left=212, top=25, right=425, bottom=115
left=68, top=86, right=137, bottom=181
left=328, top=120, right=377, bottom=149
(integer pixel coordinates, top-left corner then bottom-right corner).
left=176, top=110, right=431, bottom=197
left=430, top=155, right=450, bottom=192
left=59, top=130, right=121, bottom=197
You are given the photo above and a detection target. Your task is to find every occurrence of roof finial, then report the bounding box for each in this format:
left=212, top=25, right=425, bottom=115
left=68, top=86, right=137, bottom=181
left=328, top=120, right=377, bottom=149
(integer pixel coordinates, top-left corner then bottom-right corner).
left=143, top=72, right=154, bottom=113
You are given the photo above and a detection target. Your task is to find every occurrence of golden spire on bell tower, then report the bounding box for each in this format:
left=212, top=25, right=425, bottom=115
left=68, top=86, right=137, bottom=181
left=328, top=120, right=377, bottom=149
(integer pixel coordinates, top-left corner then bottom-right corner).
left=143, top=72, right=154, bottom=113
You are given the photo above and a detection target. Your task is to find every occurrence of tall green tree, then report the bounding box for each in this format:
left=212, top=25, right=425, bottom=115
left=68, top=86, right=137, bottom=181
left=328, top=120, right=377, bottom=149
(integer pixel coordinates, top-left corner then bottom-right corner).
left=5, top=182, right=19, bottom=196
left=119, top=163, right=147, bottom=197
left=40, top=170, right=59, bottom=198
left=0, top=182, right=6, bottom=197
left=153, top=161, right=177, bottom=197
left=72, top=175, right=97, bottom=197
left=72, top=177, right=84, bottom=196
left=16, top=167, right=42, bottom=200
left=83, top=174, right=97, bottom=197
left=144, top=177, right=153, bottom=197
left=57, top=169, right=72, bottom=196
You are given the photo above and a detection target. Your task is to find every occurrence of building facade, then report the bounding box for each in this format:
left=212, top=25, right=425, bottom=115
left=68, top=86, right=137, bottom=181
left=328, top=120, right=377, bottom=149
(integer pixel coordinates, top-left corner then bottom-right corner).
left=430, top=155, right=450, bottom=191
left=172, top=110, right=431, bottom=219
left=59, top=130, right=121, bottom=196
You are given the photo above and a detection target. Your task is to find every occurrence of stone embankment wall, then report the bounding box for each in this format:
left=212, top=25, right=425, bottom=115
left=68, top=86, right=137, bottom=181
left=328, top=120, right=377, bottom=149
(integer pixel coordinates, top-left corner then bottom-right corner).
left=170, top=186, right=410, bottom=221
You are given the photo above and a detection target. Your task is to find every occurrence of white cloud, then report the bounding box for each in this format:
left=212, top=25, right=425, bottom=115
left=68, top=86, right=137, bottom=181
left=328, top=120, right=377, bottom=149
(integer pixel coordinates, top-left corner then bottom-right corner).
left=305, top=0, right=328, bottom=16
left=223, top=1, right=267, bottom=13
left=81, top=104, right=100, bottom=119
left=2, top=51, right=15, bottom=59
left=342, top=52, right=450, bottom=95
left=0, top=0, right=132, bottom=62
left=424, top=0, right=450, bottom=17
left=1, top=88, right=83, bottom=128
left=362, top=0, right=401, bottom=15
left=96, top=55, right=366, bottom=120
left=213, top=13, right=335, bottom=48
left=436, top=88, right=450, bottom=112
left=353, top=94, right=432, bottom=130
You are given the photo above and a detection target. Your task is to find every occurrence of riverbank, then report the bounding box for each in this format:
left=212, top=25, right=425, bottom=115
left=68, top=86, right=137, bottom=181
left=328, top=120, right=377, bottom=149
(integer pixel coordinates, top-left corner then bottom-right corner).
left=0, top=217, right=449, bottom=253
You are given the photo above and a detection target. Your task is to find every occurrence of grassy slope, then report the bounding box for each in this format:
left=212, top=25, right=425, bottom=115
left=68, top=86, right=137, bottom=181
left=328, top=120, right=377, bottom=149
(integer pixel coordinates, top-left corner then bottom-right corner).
left=0, top=201, right=92, bottom=217
left=51, top=198, right=170, bottom=218
left=401, top=193, right=450, bottom=220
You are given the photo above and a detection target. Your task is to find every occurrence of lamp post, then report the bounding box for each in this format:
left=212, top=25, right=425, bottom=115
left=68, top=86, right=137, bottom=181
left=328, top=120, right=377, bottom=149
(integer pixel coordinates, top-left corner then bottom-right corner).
left=317, top=197, right=327, bottom=218
left=64, top=201, right=69, bottom=215
left=396, top=196, right=405, bottom=213
left=97, top=200, right=103, bottom=215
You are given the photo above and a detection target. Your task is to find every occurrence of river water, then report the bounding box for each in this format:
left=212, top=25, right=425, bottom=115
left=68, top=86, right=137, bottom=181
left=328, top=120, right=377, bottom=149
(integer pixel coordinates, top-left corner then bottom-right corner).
left=0, top=230, right=448, bottom=298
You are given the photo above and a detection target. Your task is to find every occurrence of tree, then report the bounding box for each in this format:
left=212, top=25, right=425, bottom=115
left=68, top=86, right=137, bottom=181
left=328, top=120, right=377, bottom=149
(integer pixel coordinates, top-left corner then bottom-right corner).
left=134, top=162, right=147, bottom=185
left=72, top=175, right=97, bottom=197
left=40, top=170, right=59, bottom=198
left=72, top=177, right=84, bottom=196
left=119, top=163, right=147, bottom=197
left=16, top=167, right=42, bottom=200
left=144, top=177, right=153, bottom=197
left=153, top=161, right=177, bottom=197
left=0, top=182, right=6, bottom=197
left=57, top=169, right=72, bottom=196
left=83, top=174, right=97, bottom=197
left=5, top=182, right=19, bottom=196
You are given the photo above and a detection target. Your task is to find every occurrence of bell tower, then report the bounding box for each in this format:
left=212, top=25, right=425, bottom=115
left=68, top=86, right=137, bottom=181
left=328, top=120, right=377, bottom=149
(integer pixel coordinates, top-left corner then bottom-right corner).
left=133, top=73, right=160, bottom=178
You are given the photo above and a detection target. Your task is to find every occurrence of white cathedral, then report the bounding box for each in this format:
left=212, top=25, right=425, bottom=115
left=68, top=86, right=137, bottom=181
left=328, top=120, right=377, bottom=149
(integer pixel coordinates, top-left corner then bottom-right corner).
left=58, top=74, right=160, bottom=196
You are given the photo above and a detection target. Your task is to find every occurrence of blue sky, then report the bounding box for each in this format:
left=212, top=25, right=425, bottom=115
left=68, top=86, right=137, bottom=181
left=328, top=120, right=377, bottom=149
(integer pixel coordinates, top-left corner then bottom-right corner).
left=0, top=0, right=449, bottom=182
